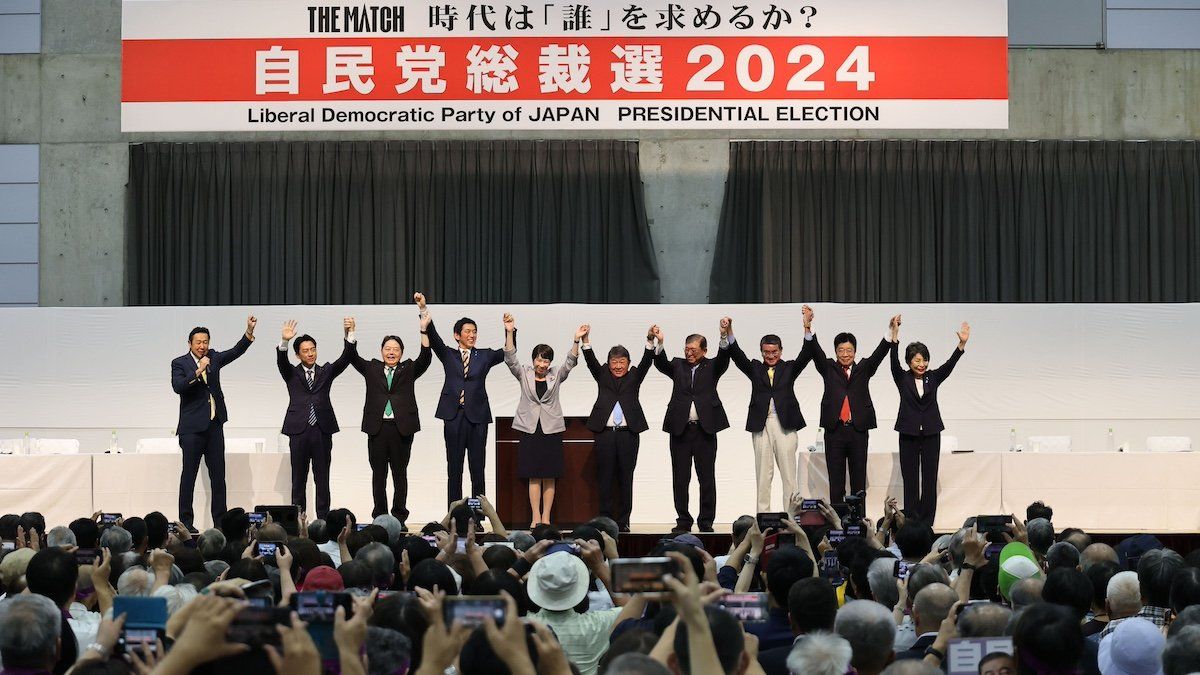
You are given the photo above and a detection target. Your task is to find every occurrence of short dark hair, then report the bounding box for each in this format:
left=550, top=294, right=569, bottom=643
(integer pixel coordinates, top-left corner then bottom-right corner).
left=324, top=509, right=356, bottom=541
left=1026, top=501, right=1053, bottom=523
left=895, top=522, right=935, bottom=560
left=1042, top=568, right=1093, bottom=620
left=788, top=577, right=838, bottom=633
left=979, top=652, right=1012, bottom=675
left=1171, top=566, right=1200, bottom=614
left=144, top=512, right=170, bottom=549
left=20, top=513, right=45, bottom=538
left=380, top=335, right=404, bottom=351
left=685, top=334, right=707, bottom=350
left=453, top=318, right=476, bottom=336
left=122, top=517, right=147, bottom=550
left=833, top=332, right=857, bottom=350
left=293, top=334, right=316, bottom=354
left=188, top=327, right=210, bottom=342
left=675, top=606, right=744, bottom=674
left=1011, top=603, right=1083, bottom=673
left=0, top=514, right=19, bottom=540
left=731, top=515, right=756, bottom=546
left=607, top=345, right=631, bottom=362
left=765, top=547, right=814, bottom=608
left=1085, top=561, right=1120, bottom=609
left=1045, top=542, right=1081, bottom=572
left=460, top=624, right=538, bottom=673
left=467, top=569, right=530, bottom=616
left=408, top=559, right=457, bottom=595
left=346, top=530, right=374, bottom=560
left=69, top=518, right=99, bottom=548
left=904, top=342, right=930, bottom=365
left=481, top=545, right=517, bottom=571
left=26, top=548, right=78, bottom=607
left=220, top=509, right=250, bottom=544
left=531, top=344, right=554, bottom=361
left=759, top=335, right=782, bottom=350
left=338, top=560, right=373, bottom=590
left=530, top=524, right=561, bottom=542
left=227, top=558, right=268, bottom=583
left=1139, top=548, right=1185, bottom=608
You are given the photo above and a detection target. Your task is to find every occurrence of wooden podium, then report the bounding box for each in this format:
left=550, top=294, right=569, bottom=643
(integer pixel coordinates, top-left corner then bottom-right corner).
left=495, top=417, right=599, bottom=527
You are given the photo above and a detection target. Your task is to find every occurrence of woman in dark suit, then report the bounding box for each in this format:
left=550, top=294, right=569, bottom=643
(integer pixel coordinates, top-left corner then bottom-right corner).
left=889, top=316, right=970, bottom=524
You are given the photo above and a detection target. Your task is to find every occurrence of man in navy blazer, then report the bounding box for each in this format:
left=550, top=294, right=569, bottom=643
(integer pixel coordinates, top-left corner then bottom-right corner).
left=721, top=316, right=814, bottom=512
left=171, top=316, right=256, bottom=528
left=416, top=292, right=509, bottom=505
left=652, top=322, right=732, bottom=533
left=804, top=306, right=893, bottom=504
left=277, top=318, right=355, bottom=519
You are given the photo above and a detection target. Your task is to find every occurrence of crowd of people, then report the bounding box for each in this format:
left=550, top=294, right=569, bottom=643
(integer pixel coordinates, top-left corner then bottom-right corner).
left=2, top=498, right=1199, bottom=675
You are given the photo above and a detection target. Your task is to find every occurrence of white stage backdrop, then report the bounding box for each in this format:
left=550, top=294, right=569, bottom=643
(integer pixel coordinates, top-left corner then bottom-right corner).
left=1, top=303, right=1198, bottom=527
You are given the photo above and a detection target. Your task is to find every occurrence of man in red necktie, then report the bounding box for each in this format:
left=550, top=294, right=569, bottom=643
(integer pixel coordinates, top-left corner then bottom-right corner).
left=803, top=306, right=896, bottom=504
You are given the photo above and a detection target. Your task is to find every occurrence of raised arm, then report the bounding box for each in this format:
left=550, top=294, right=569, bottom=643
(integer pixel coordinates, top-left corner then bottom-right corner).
left=502, top=313, right=522, bottom=377
left=580, top=325, right=604, bottom=380
left=211, top=315, right=257, bottom=368
left=277, top=320, right=297, bottom=380
left=803, top=306, right=832, bottom=376
left=721, top=317, right=755, bottom=378
left=651, top=325, right=672, bottom=375
left=557, top=324, right=586, bottom=381
left=933, top=322, right=969, bottom=381
left=328, top=317, right=356, bottom=378
left=632, top=333, right=656, bottom=386
left=889, top=339, right=904, bottom=383
left=860, top=315, right=898, bottom=377
left=415, top=293, right=449, bottom=357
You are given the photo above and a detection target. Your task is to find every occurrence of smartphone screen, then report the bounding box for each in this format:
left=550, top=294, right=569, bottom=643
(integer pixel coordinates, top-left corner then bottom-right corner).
left=719, top=593, right=770, bottom=623
left=248, top=512, right=266, bottom=525
left=483, top=541, right=515, bottom=549
left=421, top=534, right=439, bottom=548
left=74, top=548, right=100, bottom=566
left=443, top=596, right=506, bottom=628
left=355, top=523, right=369, bottom=532
left=611, top=557, right=678, bottom=594
left=756, top=512, right=788, bottom=531
left=467, top=498, right=482, bottom=510
left=290, top=591, right=352, bottom=623
left=455, top=539, right=468, bottom=554
left=119, top=627, right=162, bottom=655
left=976, top=515, right=1013, bottom=534
left=821, top=551, right=842, bottom=583
left=894, top=560, right=911, bottom=579
left=257, top=542, right=278, bottom=561
left=827, top=529, right=848, bottom=546
left=227, top=606, right=290, bottom=647
left=100, top=513, right=121, bottom=528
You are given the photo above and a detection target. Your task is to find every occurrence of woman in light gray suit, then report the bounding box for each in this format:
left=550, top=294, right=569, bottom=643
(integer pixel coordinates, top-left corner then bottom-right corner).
left=503, top=313, right=585, bottom=526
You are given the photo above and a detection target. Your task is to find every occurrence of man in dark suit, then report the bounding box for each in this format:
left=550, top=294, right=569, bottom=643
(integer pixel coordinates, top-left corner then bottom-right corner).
left=416, top=292, right=509, bottom=505
left=652, top=322, right=731, bottom=533
left=804, top=306, right=893, bottom=504
left=721, top=316, right=813, bottom=512
left=348, top=314, right=433, bottom=524
left=894, top=583, right=958, bottom=660
left=277, top=318, right=355, bottom=519
left=580, top=325, right=655, bottom=533
left=171, top=316, right=256, bottom=528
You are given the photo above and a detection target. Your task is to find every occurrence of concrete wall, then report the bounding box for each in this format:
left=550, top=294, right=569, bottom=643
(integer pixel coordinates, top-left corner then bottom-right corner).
left=1, top=0, right=1199, bottom=304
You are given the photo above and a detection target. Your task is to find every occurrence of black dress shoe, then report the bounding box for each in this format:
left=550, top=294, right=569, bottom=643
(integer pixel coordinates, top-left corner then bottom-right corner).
left=698, top=525, right=715, bottom=533
left=398, top=522, right=409, bottom=533
left=671, top=525, right=692, bottom=534
left=619, top=524, right=631, bottom=533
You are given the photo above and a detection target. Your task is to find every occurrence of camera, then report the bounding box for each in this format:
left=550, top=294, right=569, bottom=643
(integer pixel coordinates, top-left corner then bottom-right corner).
left=843, top=491, right=867, bottom=523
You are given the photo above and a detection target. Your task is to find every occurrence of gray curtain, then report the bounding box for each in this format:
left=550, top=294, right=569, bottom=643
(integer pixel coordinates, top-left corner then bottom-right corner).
left=710, top=140, right=1200, bottom=302
left=127, top=140, right=659, bottom=305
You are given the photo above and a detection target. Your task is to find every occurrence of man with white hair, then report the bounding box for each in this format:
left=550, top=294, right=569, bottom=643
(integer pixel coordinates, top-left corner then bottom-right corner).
left=785, top=632, right=852, bottom=675
left=1094, top=570, right=1143, bottom=641
left=0, top=594, right=62, bottom=672
left=867, top=558, right=900, bottom=610
left=98, top=526, right=132, bottom=554
left=117, top=567, right=156, bottom=597
left=835, top=600, right=896, bottom=675
left=45, top=526, right=76, bottom=549
left=372, top=514, right=404, bottom=546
